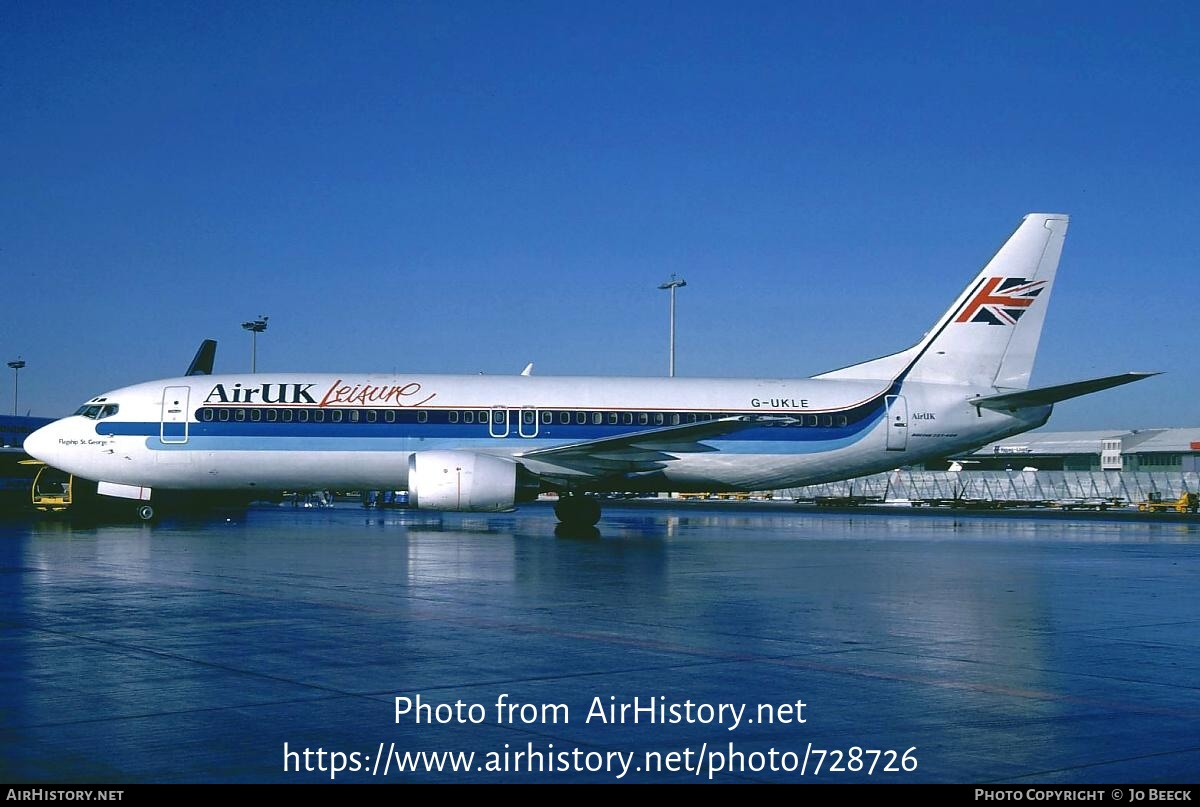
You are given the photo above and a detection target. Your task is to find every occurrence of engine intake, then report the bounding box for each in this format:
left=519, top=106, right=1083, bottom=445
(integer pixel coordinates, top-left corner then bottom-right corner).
left=408, top=450, right=520, bottom=512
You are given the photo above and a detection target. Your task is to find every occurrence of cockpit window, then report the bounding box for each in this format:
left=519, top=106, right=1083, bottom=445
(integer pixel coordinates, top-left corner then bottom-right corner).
left=74, top=403, right=120, bottom=420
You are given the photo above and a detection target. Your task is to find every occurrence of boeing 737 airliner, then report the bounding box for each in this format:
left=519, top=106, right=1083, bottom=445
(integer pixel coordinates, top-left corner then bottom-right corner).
left=24, top=214, right=1154, bottom=524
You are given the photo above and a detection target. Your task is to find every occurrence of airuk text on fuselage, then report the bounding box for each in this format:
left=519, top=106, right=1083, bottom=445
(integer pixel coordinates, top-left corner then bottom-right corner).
left=203, top=380, right=437, bottom=407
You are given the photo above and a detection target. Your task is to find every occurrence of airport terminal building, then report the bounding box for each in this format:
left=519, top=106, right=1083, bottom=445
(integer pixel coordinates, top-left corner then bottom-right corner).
left=785, top=426, right=1200, bottom=507
left=956, top=427, right=1200, bottom=473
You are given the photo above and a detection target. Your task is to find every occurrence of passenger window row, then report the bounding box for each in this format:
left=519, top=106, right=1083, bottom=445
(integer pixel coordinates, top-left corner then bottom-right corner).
left=196, top=407, right=850, bottom=428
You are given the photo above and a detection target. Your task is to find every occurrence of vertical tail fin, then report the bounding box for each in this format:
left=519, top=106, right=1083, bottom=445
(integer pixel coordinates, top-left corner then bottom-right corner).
left=815, top=213, right=1069, bottom=390
left=908, top=213, right=1067, bottom=388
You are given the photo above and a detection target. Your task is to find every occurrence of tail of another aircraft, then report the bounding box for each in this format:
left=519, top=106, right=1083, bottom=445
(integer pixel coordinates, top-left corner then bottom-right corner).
left=815, top=213, right=1069, bottom=390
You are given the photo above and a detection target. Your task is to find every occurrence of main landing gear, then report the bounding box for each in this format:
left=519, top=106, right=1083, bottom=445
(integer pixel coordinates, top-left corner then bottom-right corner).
left=553, top=494, right=601, bottom=527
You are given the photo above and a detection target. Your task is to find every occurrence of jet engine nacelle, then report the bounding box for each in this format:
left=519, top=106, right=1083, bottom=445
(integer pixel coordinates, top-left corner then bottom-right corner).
left=408, top=450, right=518, bottom=512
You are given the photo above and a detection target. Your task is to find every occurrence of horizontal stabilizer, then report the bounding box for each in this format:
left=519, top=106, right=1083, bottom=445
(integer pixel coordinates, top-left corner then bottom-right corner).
left=970, top=372, right=1159, bottom=411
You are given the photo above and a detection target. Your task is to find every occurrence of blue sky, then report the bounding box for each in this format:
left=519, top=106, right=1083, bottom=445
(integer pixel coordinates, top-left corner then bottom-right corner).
left=2, top=1, right=1196, bottom=429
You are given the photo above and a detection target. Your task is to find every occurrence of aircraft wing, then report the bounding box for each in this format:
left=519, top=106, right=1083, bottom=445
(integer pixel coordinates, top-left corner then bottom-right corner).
left=970, top=372, right=1159, bottom=411
left=516, top=415, right=795, bottom=478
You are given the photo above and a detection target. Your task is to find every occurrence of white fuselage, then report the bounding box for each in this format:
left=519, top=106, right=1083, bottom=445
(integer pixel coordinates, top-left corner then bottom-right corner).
left=23, top=371, right=1049, bottom=495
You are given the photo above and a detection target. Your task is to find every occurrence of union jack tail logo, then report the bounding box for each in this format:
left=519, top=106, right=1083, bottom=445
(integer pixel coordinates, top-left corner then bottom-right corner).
left=955, top=277, right=1047, bottom=325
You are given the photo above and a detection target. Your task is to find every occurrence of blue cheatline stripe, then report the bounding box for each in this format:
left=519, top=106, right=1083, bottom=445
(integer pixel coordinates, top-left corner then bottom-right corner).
left=108, top=394, right=894, bottom=452
left=135, top=411, right=886, bottom=455
left=141, top=427, right=878, bottom=455
left=118, top=411, right=884, bottom=448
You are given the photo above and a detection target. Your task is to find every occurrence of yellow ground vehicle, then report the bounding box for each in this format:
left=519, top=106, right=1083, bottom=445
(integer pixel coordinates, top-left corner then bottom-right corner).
left=23, top=461, right=108, bottom=516
left=1137, top=492, right=1199, bottom=513
left=28, top=463, right=74, bottom=512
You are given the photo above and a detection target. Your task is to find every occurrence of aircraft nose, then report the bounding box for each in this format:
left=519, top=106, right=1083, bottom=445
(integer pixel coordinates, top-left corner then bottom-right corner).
left=23, top=423, right=60, bottom=465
